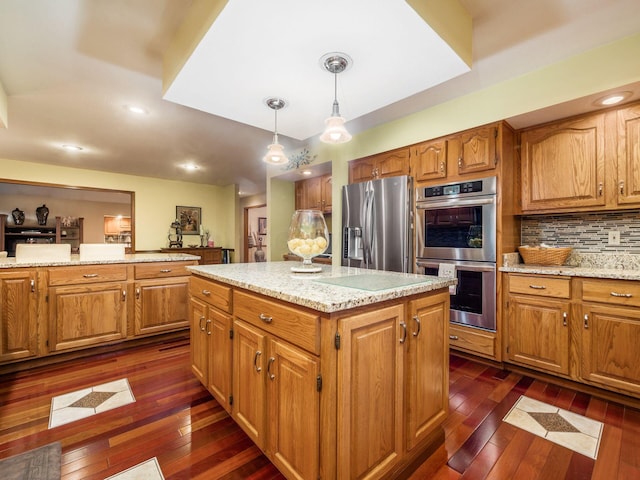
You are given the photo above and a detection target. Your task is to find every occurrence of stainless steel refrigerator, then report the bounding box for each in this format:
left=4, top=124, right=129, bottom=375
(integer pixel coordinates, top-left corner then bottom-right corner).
left=342, top=175, right=413, bottom=273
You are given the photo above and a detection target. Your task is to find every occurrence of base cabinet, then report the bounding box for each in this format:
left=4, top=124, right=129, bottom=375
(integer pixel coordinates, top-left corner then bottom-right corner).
left=134, top=277, right=190, bottom=336
left=0, top=270, right=37, bottom=362
left=190, top=274, right=450, bottom=480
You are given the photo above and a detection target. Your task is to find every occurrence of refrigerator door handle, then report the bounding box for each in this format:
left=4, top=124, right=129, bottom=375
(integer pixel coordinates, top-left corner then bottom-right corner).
left=363, top=187, right=374, bottom=265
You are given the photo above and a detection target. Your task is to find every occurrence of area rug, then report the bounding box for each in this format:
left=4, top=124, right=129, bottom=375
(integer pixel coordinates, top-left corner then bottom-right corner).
left=0, top=442, right=61, bottom=480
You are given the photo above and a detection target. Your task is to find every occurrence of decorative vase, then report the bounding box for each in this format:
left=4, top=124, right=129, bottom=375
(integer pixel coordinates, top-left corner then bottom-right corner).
left=11, top=207, right=25, bottom=225
left=254, top=244, right=266, bottom=262
left=287, top=209, right=329, bottom=273
left=35, top=204, right=49, bottom=225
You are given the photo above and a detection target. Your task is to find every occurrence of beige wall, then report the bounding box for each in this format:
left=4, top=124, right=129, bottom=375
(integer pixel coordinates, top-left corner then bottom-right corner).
left=0, top=159, right=236, bottom=252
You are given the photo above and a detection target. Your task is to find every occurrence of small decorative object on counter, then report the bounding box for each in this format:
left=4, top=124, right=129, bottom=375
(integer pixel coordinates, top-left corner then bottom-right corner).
left=35, top=204, right=49, bottom=225
left=518, top=244, right=572, bottom=266
left=287, top=209, right=329, bottom=273
left=11, top=207, right=25, bottom=225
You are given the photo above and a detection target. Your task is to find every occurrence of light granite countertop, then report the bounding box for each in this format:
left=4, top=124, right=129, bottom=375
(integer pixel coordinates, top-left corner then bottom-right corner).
left=0, top=253, right=199, bottom=269
left=188, top=261, right=456, bottom=313
left=500, top=252, right=640, bottom=280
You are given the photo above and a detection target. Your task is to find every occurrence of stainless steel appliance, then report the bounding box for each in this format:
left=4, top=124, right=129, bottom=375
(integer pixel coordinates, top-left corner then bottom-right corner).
left=415, top=176, right=497, bottom=331
left=342, top=175, right=413, bottom=273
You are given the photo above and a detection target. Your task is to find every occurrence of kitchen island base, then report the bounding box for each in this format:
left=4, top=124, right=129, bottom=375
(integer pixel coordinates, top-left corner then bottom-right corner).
left=189, top=262, right=453, bottom=480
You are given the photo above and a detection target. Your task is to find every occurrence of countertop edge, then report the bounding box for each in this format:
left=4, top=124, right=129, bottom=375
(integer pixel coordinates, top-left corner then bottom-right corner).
left=0, top=253, right=199, bottom=268
left=500, top=265, right=640, bottom=280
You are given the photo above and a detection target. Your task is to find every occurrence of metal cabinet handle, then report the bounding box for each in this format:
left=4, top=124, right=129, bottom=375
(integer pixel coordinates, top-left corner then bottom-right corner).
left=122, top=290, right=126, bottom=301
left=83, top=273, right=99, bottom=278
left=254, top=351, right=262, bottom=373
left=620, top=181, right=625, bottom=195
left=449, top=335, right=459, bottom=340
left=160, top=269, right=172, bottom=273
left=598, top=182, right=603, bottom=196
left=259, top=313, right=273, bottom=324
left=135, top=287, right=140, bottom=299
left=206, top=319, right=212, bottom=335
left=30, top=279, right=35, bottom=293
left=199, top=315, right=206, bottom=331
left=610, top=292, right=633, bottom=298
left=440, top=161, right=445, bottom=173
left=562, top=312, right=567, bottom=327
left=399, top=321, right=407, bottom=344
left=201, top=289, right=211, bottom=296
left=529, top=284, right=546, bottom=289
left=458, top=156, right=463, bottom=168
left=267, top=357, right=275, bottom=380
left=584, top=314, right=589, bottom=329
left=412, top=315, right=421, bottom=337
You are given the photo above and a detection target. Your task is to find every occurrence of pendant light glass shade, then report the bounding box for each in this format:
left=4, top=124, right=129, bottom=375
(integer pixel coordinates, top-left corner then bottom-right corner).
left=320, top=53, right=352, bottom=144
left=263, top=98, right=288, bottom=165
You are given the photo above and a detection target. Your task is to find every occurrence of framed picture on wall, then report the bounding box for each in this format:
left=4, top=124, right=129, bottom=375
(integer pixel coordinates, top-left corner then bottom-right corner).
left=176, top=206, right=201, bottom=234
left=258, top=217, right=267, bottom=235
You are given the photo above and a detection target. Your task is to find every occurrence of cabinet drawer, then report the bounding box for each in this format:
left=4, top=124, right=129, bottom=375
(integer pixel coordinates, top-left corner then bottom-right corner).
left=48, top=265, right=128, bottom=285
left=135, top=261, right=194, bottom=279
left=449, top=324, right=496, bottom=359
left=190, top=275, right=232, bottom=313
left=581, top=279, right=640, bottom=308
left=234, top=290, right=320, bottom=355
left=508, top=274, right=570, bottom=298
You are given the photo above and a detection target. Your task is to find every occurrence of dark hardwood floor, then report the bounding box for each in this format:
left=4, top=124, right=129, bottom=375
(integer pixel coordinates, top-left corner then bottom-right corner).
left=1, top=338, right=639, bottom=479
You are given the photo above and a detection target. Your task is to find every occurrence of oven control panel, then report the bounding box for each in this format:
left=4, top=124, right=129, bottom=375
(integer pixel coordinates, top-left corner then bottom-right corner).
left=417, top=176, right=496, bottom=201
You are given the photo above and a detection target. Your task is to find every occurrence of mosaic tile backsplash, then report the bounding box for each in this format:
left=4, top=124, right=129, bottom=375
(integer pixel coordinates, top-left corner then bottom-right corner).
left=521, top=210, right=640, bottom=254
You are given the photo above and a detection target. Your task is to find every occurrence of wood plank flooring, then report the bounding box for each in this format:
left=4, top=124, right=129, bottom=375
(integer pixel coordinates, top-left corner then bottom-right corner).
left=1, top=338, right=639, bottom=479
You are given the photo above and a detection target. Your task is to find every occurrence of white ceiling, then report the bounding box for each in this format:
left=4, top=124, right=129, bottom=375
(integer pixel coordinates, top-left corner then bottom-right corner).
left=0, top=0, right=639, bottom=197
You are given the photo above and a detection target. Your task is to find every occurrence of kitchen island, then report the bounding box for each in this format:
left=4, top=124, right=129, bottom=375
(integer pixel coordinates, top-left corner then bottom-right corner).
left=0, top=253, right=198, bottom=370
left=188, top=262, right=455, bottom=480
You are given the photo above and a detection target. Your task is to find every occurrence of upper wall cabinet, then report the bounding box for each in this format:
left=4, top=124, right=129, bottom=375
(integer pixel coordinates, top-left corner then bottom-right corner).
left=295, top=174, right=332, bottom=213
left=448, top=124, right=499, bottom=176
left=410, top=139, right=447, bottom=182
left=520, top=100, right=640, bottom=214
left=349, top=147, right=409, bottom=183
left=521, top=111, right=607, bottom=213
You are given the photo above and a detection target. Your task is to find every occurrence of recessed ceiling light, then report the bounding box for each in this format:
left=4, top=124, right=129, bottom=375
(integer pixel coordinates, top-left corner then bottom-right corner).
left=301, top=170, right=313, bottom=176
left=124, top=105, right=148, bottom=115
left=595, top=91, right=632, bottom=106
left=182, top=163, right=199, bottom=171
left=62, top=144, right=83, bottom=152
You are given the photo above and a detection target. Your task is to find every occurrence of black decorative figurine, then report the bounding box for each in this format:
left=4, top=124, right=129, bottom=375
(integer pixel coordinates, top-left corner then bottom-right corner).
left=35, top=204, right=49, bottom=225
left=11, top=207, right=25, bottom=225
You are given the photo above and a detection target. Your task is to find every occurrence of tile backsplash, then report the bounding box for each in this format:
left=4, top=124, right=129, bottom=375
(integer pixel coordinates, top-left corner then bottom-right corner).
left=521, top=210, right=640, bottom=254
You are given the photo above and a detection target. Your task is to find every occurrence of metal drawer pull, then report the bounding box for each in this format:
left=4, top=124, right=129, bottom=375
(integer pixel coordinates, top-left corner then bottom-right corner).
left=206, top=319, right=212, bottom=335
left=563, top=312, right=567, bottom=327
left=610, top=292, right=633, bottom=298
left=449, top=335, right=459, bottom=340
left=254, top=351, right=262, bottom=372
left=201, top=289, right=211, bottom=296
left=584, top=314, right=589, bottom=329
left=83, top=273, right=99, bottom=278
left=259, top=313, right=273, bottom=324
left=267, top=357, right=275, bottom=380
left=199, top=315, right=206, bottom=331
left=528, top=284, right=546, bottom=289
left=412, top=315, right=421, bottom=337
left=160, top=269, right=172, bottom=273
left=399, top=321, right=407, bottom=344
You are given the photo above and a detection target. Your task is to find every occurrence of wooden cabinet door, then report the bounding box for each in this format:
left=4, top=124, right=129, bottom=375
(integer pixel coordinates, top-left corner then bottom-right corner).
left=406, top=292, right=449, bottom=451
left=208, top=307, right=232, bottom=413
left=267, top=338, right=320, bottom=480
left=581, top=304, right=640, bottom=395
left=449, top=125, right=498, bottom=175
left=349, top=156, right=377, bottom=183
left=305, top=176, right=322, bottom=210
left=233, top=320, right=267, bottom=449
left=337, top=304, right=404, bottom=480
left=617, top=103, right=640, bottom=205
left=321, top=174, right=332, bottom=213
left=134, top=277, right=189, bottom=336
left=0, top=270, right=37, bottom=362
left=295, top=180, right=305, bottom=210
left=411, top=140, right=447, bottom=182
left=507, top=295, right=570, bottom=375
left=189, top=297, right=209, bottom=385
left=49, top=282, right=127, bottom=351
left=521, top=113, right=606, bottom=212
left=377, top=148, right=410, bottom=178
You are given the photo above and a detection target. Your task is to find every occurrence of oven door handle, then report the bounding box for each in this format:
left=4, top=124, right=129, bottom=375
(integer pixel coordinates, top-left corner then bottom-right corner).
left=416, top=260, right=496, bottom=273
left=416, top=197, right=495, bottom=209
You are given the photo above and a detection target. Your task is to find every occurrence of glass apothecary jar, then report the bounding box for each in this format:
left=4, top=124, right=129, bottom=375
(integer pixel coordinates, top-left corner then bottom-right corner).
left=287, top=210, right=329, bottom=273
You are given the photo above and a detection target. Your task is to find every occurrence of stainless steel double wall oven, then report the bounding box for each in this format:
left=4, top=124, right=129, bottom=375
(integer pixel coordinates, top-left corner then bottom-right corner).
left=415, top=176, right=497, bottom=331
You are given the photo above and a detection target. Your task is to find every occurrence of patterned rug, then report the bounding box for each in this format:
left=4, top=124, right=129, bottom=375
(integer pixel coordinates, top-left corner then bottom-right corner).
left=0, top=442, right=61, bottom=480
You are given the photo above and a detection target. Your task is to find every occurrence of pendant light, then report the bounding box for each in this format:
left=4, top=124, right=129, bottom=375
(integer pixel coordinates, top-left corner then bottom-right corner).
left=320, top=53, right=352, bottom=144
left=263, top=97, right=288, bottom=165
